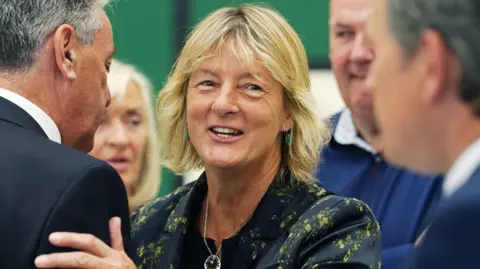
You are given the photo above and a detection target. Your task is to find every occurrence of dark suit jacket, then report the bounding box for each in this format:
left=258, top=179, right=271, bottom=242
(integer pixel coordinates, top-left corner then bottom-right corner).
left=0, top=97, right=133, bottom=268
left=131, top=172, right=381, bottom=269
left=407, top=166, right=480, bottom=269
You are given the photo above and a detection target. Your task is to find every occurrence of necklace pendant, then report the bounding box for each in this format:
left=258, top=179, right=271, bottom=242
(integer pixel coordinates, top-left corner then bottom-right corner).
left=204, top=254, right=221, bottom=269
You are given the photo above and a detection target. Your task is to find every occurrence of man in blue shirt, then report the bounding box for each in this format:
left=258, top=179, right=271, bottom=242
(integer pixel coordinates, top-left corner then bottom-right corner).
left=317, top=0, right=443, bottom=268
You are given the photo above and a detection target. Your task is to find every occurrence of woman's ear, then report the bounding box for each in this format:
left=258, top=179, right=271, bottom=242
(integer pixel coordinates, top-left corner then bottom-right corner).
left=282, top=116, right=293, bottom=132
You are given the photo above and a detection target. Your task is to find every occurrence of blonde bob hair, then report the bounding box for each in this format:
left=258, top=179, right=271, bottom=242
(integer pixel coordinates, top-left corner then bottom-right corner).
left=157, top=4, right=330, bottom=183
left=107, top=59, right=161, bottom=210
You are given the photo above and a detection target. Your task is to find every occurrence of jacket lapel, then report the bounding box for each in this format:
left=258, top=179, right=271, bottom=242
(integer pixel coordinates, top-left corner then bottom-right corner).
left=155, top=180, right=206, bottom=269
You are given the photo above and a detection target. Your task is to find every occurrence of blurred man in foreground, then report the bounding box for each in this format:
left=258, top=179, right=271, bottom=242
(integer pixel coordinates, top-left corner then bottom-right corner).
left=317, top=0, right=443, bottom=268
left=367, top=0, right=480, bottom=267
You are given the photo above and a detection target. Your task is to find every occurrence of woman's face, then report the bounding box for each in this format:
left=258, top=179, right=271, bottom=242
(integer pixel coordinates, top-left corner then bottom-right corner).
left=89, top=82, right=148, bottom=197
left=186, top=47, right=292, bottom=171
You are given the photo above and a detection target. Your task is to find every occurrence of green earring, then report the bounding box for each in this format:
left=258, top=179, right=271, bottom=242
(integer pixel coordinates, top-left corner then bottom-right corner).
left=284, top=131, right=292, bottom=146
left=185, top=129, right=190, bottom=140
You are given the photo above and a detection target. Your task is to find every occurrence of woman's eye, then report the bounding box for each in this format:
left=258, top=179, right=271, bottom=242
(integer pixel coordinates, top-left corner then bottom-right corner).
left=336, top=30, right=354, bottom=39
left=124, top=115, right=142, bottom=128
left=198, top=80, right=215, bottom=87
left=246, top=84, right=263, bottom=91
left=128, top=119, right=141, bottom=127
left=243, top=83, right=265, bottom=97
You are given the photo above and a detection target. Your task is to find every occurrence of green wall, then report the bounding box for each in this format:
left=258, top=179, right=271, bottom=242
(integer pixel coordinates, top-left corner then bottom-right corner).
left=189, top=0, right=330, bottom=63
left=106, top=0, right=174, bottom=89
left=107, top=0, right=331, bottom=196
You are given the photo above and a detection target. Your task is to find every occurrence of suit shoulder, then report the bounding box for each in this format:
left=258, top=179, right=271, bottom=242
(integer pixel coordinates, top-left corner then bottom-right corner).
left=131, top=182, right=194, bottom=237
left=3, top=125, right=108, bottom=171
left=37, top=142, right=118, bottom=187
left=38, top=138, right=107, bottom=170
left=1, top=126, right=116, bottom=190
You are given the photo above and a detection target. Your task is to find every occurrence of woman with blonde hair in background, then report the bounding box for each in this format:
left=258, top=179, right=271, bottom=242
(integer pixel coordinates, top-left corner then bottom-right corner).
left=89, top=59, right=161, bottom=213
left=35, top=4, right=380, bottom=269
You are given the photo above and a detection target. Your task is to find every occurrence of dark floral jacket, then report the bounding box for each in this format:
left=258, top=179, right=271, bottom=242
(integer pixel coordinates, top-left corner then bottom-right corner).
left=130, top=173, right=381, bottom=269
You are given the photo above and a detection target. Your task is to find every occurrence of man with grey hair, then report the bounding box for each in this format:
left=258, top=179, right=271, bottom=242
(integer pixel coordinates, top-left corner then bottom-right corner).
left=367, top=0, right=480, bottom=267
left=0, top=0, right=133, bottom=267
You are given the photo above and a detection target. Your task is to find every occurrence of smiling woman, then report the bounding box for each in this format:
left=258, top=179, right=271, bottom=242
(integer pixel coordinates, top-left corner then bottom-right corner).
left=184, top=47, right=291, bottom=170
left=89, top=59, right=160, bottom=213
left=138, top=4, right=379, bottom=269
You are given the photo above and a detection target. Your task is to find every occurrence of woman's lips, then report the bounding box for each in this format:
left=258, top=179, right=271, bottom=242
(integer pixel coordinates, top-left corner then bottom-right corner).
left=208, top=129, right=243, bottom=143
left=106, top=159, right=131, bottom=173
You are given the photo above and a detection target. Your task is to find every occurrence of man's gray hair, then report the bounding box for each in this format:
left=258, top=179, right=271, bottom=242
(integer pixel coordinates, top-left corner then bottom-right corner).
left=388, top=0, right=480, bottom=114
left=0, top=0, right=110, bottom=71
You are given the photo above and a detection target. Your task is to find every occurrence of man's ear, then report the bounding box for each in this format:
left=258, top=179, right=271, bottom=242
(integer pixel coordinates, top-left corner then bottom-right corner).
left=52, top=25, right=79, bottom=80
left=419, top=29, right=451, bottom=105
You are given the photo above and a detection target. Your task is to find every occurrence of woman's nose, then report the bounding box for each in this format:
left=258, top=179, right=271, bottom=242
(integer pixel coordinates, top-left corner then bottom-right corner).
left=106, top=121, right=129, bottom=147
left=211, top=84, right=240, bottom=116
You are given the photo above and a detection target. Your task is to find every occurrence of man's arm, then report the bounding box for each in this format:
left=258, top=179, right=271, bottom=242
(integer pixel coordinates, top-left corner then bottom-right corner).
left=35, top=163, right=134, bottom=259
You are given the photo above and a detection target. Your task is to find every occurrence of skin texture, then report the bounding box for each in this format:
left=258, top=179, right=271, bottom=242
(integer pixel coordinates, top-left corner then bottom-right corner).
left=51, top=10, right=116, bottom=152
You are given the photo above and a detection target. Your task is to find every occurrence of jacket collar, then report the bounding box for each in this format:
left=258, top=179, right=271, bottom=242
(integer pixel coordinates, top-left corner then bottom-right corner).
left=0, top=96, right=47, bottom=138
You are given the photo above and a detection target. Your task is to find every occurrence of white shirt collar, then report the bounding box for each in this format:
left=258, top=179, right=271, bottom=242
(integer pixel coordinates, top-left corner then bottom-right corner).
left=0, top=88, right=61, bottom=144
left=443, top=138, right=480, bottom=197
left=334, top=109, right=377, bottom=154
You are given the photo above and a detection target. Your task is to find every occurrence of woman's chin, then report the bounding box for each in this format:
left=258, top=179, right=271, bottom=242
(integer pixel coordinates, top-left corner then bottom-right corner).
left=201, top=148, right=246, bottom=168
left=205, top=157, right=243, bottom=170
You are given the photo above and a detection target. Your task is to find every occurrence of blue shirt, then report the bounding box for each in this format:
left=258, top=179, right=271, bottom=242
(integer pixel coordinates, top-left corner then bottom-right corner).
left=317, top=110, right=443, bottom=269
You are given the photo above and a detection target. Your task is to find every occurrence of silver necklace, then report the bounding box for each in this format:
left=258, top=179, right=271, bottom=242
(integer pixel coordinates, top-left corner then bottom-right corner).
left=202, top=193, right=254, bottom=269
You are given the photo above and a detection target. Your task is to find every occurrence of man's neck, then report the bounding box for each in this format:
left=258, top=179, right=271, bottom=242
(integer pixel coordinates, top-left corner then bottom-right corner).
left=0, top=75, right=21, bottom=92
left=0, top=73, right=58, bottom=120
left=0, top=73, right=63, bottom=143
left=351, top=113, right=382, bottom=151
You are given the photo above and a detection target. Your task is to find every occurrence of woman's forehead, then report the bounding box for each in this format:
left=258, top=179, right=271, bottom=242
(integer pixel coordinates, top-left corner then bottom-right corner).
left=192, top=46, right=272, bottom=82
